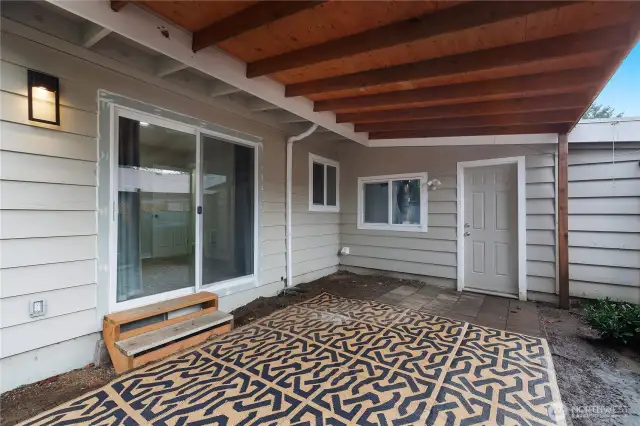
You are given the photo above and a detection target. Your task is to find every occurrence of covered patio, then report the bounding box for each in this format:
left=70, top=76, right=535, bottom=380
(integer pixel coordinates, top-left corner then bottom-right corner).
left=23, top=289, right=559, bottom=425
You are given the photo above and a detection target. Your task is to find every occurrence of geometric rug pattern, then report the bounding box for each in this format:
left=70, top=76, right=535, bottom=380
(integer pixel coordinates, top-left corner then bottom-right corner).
left=21, top=293, right=565, bottom=425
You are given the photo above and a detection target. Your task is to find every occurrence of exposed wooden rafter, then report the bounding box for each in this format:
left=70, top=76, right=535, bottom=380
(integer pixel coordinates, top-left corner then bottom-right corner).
left=246, top=1, right=572, bottom=78
left=336, top=93, right=590, bottom=124
left=286, top=26, right=629, bottom=97
left=355, top=110, right=580, bottom=133
left=192, top=1, right=323, bottom=52
left=314, top=68, right=603, bottom=112
left=369, top=124, right=569, bottom=140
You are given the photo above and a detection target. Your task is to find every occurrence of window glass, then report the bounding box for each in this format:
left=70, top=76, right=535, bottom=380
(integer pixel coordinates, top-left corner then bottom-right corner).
left=392, top=179, right=421, bottom=225
left=326, top=165, right=337, bottom=206
left=116, top=117, right=196, bottom=303
left=364, top=182, right=388, bottom=223
left=312, top=162, right=324, bottom=205
left=201, top=135, right=254, bottom=285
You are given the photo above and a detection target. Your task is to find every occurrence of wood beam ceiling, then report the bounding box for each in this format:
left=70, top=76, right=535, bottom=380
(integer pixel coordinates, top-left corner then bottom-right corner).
left=314, top=67, right=603, bottom=112
left=286, top=26, right=629, bottom=97
left=246, top=1, right=573, bottom=78
left=336, top=93, right=590, bottom=124
left=369, top=124, right=569, bottom=140
left=192, top=1, right=323, bottom=52
left=355, top=110, right=580, bottom=133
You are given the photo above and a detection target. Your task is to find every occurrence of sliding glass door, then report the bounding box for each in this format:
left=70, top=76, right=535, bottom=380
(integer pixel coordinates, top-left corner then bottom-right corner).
left=111, top=107, right=257, bottom=310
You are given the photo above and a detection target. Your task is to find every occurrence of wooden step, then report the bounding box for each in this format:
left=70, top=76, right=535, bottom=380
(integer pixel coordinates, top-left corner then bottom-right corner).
left=115, top=310, right=233, bottom=356
left=105, top=292, right=218, bottom=326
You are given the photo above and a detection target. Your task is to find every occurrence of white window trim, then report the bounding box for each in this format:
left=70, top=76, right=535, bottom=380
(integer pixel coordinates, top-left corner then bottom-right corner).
left=456, top=156, right=527, bottom=301
left=308, top=153, right=340, bottom=213
left=357, top=172, right=429, bottom=232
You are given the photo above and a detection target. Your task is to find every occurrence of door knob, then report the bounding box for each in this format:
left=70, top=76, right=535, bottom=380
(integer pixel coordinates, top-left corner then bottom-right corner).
left=464, top=223, right=470, bottom=228
left=464, top=231, right=471, bottom=237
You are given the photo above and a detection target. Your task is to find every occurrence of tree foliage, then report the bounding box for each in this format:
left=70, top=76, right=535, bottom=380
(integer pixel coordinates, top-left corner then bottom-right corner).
left=583, top=103, right=624, bottom=119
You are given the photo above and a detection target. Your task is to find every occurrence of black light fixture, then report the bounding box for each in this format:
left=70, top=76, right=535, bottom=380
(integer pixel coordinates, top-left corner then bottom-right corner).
left=27, top=70, right=60, bottom=125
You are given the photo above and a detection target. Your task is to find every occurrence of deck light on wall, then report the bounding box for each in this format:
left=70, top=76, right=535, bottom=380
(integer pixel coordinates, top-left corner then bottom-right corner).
left=27, top=70, right=60, bottom=125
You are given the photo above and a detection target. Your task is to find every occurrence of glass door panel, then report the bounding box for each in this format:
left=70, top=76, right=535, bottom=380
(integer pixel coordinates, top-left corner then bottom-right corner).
left=201, top=134, right=254, bottom=285
left=116, top=116, right=196, bottom=303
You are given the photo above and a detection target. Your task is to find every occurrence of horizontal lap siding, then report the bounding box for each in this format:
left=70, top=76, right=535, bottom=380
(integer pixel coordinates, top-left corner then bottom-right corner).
left=338, top=144, right=557, bottom=295
left=568, top=144, right=640, bottom=302
left=0, top=57, right=99, bottom=360
left=0, top=27, right=289, bottom=390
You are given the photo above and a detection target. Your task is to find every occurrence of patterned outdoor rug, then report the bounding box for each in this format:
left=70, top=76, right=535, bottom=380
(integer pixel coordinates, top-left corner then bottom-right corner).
left=22, top=293, right=565, bottom=425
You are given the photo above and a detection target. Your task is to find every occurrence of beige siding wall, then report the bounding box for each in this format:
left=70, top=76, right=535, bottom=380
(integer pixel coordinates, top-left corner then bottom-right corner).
left=568, top=143, right=640, bottom=303
left=338, top=143, right=558, bottom=299
left=0, top=30, right=290, bottom=391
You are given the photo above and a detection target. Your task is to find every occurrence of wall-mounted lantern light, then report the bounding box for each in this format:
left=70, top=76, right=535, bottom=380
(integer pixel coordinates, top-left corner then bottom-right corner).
left=27, top=70, right=60, bottom=125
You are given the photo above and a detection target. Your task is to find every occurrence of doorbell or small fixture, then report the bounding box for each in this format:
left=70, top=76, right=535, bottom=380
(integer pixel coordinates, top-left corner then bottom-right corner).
left=27, top=70, right=60, bottom=125
left=29, top=299, right=46, bottom=318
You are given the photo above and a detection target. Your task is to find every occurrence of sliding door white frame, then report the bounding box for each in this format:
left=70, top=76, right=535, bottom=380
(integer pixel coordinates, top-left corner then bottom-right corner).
left=108, top=104, right=259, bottom=313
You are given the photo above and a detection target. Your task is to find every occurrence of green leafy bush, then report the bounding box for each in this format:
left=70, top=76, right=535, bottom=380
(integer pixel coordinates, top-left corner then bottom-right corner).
left=583, top=298, right=640, bottom=344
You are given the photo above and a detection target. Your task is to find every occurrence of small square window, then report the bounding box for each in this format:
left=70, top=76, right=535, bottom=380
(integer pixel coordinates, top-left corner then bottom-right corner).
left=358, top=173, right=428, bottom=232
left=309, top=154, right=339, bottom=212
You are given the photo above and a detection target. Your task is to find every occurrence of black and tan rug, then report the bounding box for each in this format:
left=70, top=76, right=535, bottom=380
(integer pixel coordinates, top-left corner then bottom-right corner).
left=22, top=293, right=565, bottom=425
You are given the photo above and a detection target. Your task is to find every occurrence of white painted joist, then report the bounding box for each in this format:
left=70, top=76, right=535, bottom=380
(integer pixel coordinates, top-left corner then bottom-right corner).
left=369, top=133, right=558, bottom=147
left=82, top=23, right=111, bottom=48
left=0, top=260, right=96, bottom=298
left=155, top=56, right=189, bottom=78
left=46, top=0, right=367, bottom=146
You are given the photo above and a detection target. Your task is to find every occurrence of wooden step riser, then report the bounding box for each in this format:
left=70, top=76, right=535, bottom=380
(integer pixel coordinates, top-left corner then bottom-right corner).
left=119, top=306, right=218, bottom=340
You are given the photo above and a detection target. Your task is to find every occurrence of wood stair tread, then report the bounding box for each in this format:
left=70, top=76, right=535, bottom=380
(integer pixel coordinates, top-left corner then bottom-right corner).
left=115, top=310, right=232, bottom=356
left=105, top=292, right=218, bottom=325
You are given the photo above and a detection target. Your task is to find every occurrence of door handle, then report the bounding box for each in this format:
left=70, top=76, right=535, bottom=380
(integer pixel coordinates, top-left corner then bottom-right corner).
left=464, top=223, right=470, bottom=228
left=464, top=231, right=471, bottom=237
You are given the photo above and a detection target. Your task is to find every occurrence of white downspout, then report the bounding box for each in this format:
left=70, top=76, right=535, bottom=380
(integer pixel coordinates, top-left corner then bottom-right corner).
left=285, top=123, right=318, bottom=289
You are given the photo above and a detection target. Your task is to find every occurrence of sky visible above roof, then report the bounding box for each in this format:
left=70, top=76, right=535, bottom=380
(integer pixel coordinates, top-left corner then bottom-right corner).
left=593, top=40, right=640, bottom=117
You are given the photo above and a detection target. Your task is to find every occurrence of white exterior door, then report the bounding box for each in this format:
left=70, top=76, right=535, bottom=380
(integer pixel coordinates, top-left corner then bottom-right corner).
left=463, top=163, right=518, bottom=296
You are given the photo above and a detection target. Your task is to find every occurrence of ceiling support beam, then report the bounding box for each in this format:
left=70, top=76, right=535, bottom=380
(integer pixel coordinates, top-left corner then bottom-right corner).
left=314, top=67, right=602, bottom=112
left=369, top=124, right=568, bottom=140
left=82, top=23, right=111, bottom=48
left=336, top=93, right=590, bottom=124
left=557, top=133, right=570, bottom=309
left=47, top=0, right=368, bottom=145
left=192, top=1, right=323, bottom=52
left=246, top=1, right=572, bottom=78
left=355, top=110, right=580, bottom=133
left=286, top=26, right=628, bottom=97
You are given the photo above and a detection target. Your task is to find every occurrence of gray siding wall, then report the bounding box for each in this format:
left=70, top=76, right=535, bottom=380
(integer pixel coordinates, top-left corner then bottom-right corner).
left=338, top=143, right=558, bottom=299
left=0, top=30, right=291, bottom=391
left=568, top=143, right=640, bottom=303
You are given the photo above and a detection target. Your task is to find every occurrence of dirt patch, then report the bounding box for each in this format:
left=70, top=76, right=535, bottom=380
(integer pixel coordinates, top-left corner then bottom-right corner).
left=0, top=364, right=116, bottom=426
left=231, top=271, right=408, bottom=327
left=539, top=304, right=640, bottom=425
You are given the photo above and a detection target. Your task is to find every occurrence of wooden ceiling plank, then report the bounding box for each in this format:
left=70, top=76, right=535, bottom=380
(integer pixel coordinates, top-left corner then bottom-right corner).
left=369, top=124, right=570, bottom=140
left=336, top=93, right=590, bottom=124
left=110, top=1, right=128, bottom=12
left=287, top=25, right=629, bottom=97
left=193, top=1, right=323, bottom=52
left=314, top=67, right=604, bottom=112
left=355, top=110, right=581, bottom=133
left=246, top=1, right=573, bottom=78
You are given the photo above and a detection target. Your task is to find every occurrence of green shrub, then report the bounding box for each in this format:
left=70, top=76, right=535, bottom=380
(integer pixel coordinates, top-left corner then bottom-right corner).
left=583, top=298, right=640, bottom=344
